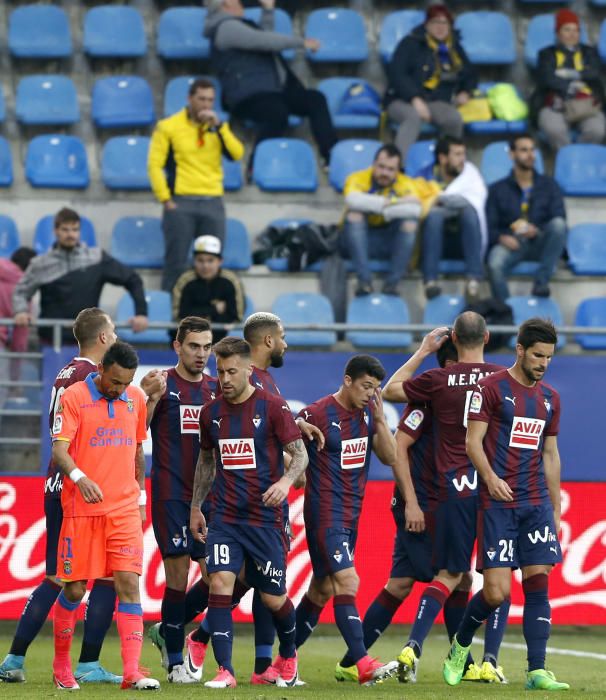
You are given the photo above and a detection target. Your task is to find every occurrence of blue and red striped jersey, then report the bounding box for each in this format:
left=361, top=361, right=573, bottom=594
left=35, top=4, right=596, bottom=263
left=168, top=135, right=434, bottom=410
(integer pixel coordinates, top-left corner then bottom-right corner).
left=298, top=394, right=375, bottom=530
left=199, top=389, right=301, bottom=529
left=404, top=361, right=503, bottom=502
left=467, top=369, right=560, bottom=510
left=150, top=368, right=217, bottom=502
left=250, top=366, right=280, bottom=395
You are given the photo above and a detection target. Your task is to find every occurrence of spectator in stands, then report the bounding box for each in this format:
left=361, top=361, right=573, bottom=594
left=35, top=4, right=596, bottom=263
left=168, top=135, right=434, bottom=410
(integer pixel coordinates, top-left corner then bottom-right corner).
left=12, top=208, right=148, bottom=345
left=148, top=77, right=245, bottom=292
left=532, top=9, right=605, bottom=151
left=172, top=235, right=244, bottom=341
left=385, top=4, right=476, bottom=160
left=486, top=134, right=567, bottom=301
left=342, top=144, right=440, bottom=297
left=421, top=136, right=487, bottom=302
left=204, top=0, right=337, bottom=169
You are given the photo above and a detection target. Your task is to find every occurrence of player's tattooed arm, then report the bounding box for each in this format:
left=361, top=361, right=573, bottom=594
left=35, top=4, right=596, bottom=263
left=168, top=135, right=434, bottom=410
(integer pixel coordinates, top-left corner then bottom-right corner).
left=135, top=443, right=147, bottom=521
left=262, top=438, right=309, bottom=507
left=466, top=420, right=513, bottom=502
left=190, top=448, right=215, bottom=542
left=543, top=435, right=562, bottom=533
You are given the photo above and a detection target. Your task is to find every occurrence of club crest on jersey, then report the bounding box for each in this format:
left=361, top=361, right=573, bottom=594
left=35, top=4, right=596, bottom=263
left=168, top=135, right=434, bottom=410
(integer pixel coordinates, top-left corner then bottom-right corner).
left=180, top=405, right=201, bottom=434
left=340, top=437, right=368, bottom=470
left=333, top=549, right=343, bottom=563
left=544, top=399, right=551, bottom=413
left=253, top=414, right=262, bottom=428
left=172, top=534, right=182, bottom=547
left=509, top=417, right=546, bottom=450
left=404, top=408, right=424, bottom=430
left=127, top=398, right=134, bottom=413
left=52, top=414, right=63, bottom=435
left=219, top=438, right=257, bottom=470
left=363, top=413, right=369, bottom=425
left=486, top=548, right=496, bottom=561
left=469, top=391, right=482, bottom=414
left=63, top=560, right=72, bottom=575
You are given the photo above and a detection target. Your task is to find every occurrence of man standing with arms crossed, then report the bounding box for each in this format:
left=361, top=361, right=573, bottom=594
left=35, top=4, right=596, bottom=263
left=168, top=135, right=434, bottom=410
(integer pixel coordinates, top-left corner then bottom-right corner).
left=443, top=319, right=569, bottom=691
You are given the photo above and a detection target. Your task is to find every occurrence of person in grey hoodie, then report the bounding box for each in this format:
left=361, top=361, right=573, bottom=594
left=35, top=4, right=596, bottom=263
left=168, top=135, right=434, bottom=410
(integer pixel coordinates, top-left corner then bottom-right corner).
left=204, top=0, right=337, bottom=167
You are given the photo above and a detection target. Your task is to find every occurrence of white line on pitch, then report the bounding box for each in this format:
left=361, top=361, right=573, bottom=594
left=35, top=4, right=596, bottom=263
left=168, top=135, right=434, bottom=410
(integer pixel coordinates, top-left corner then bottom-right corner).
left=475, top=638, right=606, bottom=661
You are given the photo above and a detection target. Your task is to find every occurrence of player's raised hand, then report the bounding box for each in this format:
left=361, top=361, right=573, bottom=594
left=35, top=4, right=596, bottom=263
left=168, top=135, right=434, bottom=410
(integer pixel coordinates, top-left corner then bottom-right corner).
left=77, top=477, right=103, bottom=504
left=140, top=369, right=167, bottom=401
left=297, top=419, right=325, bottom=451
left=262, top=477, right=290, bottom=507
left=405, top=502, right=425, bottom=533
left=370, top=389, right=387, bottom=424
left=190, top=507, right=207, bottom=543
left=486, top=475, right=514, bottom=502
left=419, top=327, right=450, bottom=356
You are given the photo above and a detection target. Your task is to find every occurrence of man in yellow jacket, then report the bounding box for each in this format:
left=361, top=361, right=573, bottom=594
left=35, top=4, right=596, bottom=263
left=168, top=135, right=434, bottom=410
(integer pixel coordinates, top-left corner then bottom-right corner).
left=148, top=77, right=245, bottom=291
left=342, top=144, right=440, bottom=296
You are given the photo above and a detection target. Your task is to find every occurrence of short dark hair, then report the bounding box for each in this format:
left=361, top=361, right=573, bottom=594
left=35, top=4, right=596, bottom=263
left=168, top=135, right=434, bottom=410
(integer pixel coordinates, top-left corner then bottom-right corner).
left=54, top=207, right=80, bottom=228
left=374, top=143, right=402, bottom=166
left=243, top=312, right=281, bottom=346
left=10, top=246, right=36, bottom=272
left=453, top=311, right=487, bottom=349
left=435, top=134, right=465, bottom=160
left=176, top=316, right=212, bottom=344
left=73, top=307, right=111, bottom=347
left=214, top=336, right=251, bottom=360
left=517, top=318, right=558, bottom=349
left=509, top=133, right=534, bottom=151
left=437, top=334, right=458, bottom=368
left=344, top=354, right=386, bottom=382
left=101, top=340, right=139, bottom=370
left=189, top=78, right=216, bottom=96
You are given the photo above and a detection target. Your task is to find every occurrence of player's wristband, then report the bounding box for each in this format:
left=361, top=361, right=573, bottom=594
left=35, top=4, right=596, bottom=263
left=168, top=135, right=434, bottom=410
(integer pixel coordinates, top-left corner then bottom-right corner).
left=69, top=468, right=86, bottom=483
left=138, top=489, right=147, bottom=506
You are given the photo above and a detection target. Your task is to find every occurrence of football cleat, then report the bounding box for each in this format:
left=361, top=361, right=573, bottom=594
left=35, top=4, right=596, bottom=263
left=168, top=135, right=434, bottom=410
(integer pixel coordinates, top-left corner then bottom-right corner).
left=147, top=622, right=168, bottom=670
left=204, top=667, right=237, bottom=689
left=525, top=669, right=570, bottom=691
left=167, top=664, right=197, bottom=684
left=443, top=635, right=471, bottom=686
left=121, top=672, right=160, bottom=691
left=461, top=662, right=482, bottom=681
left=75, top=661, right=122, bottom=684
left=397, top=645, right=419, bottom=683
left=334, top=661, right=359, bottom=682
left=0, top=654, right=26, bottom=683
left=480, top=660, right=508, bottom=683
left=53, top=664, right=80, bottom=690
left=184, top=630, right=207, bottom=681
left=250, top=666, right=280, bottom=685
left=274, top=652, right=298, bottom=688
left=357, top=655, right=398, bottom=686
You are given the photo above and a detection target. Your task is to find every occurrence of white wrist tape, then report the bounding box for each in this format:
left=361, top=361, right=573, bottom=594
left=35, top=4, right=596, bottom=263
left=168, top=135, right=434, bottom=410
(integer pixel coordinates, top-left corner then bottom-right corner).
left=69, top=468, right=86, bottom=483
left=138, top=490, right=148, bottom=506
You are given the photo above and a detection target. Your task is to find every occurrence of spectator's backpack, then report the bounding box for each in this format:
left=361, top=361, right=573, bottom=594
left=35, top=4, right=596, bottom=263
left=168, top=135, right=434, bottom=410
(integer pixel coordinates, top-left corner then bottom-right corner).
left=465, top=298, right=514, bottom=352
left=253, top=222, right=338, bottom=272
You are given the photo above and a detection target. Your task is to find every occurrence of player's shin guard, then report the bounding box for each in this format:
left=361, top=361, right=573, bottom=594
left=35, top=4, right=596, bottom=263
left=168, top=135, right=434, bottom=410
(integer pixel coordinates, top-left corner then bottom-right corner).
left=207, top=594, right=234, bottom=675
left=522, top=574, right=550, bottom=672
left=10, top=578, right=61, bottom=657
left=271, top=598, right=296, bottom=659
left=456, top=590, right=498, bottom=648
left=295, top=594, right=324, bottom=648
left=161, top=587, right=186, bottom=669
left=79, top=579, right=116, bottom=663
left=253, top=589, right=276, bottom=673
left=333, top=595, right=366, bottom=664
left=184, top=579, right=210, bottom=624
left=53, top=592, right=81, bottom=667
left=407, top=581, right=450, bottom=655
left=116, top=602, right=144, bottom=679
left=484, top=597, right=510, bottom=665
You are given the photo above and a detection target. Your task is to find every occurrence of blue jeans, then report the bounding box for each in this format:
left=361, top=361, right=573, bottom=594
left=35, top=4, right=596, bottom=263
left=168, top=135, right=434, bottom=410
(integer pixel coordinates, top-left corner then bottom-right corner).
left=422, top=203, right=484, bottom=282
left=342, top=217, right=416, bottom=286
left=487, top=217, right=567, bottom=302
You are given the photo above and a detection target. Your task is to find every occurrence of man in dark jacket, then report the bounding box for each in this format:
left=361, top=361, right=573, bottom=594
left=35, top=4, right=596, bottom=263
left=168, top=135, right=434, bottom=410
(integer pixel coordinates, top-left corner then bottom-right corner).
left=204, top=0, right=337, bottom=166
left=13, top=208, right=148, bottom=344
left=486, top=134, right=567, bottom=301
left=385, top=4, right=476, bottom=160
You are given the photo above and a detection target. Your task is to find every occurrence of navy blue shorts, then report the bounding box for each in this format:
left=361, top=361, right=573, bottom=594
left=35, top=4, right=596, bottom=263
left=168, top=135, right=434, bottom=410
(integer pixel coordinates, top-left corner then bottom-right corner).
left=477, top=504, right=563, bottom=571
left=306, top=527, right=358, bottom=579
left=44, top=498, right=63, bottom=577
left=207, top=522, right=288, bottom=595
left=390, top=513, right=435, bottom=582
left=152, top=500, right=207, bottom=560
left=433, top=497, right=477, bottom=573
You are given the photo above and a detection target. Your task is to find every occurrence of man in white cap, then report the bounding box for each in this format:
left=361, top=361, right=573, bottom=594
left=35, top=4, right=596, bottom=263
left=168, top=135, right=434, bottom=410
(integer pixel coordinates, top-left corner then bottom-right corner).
left=172, top=235, right=245, bottom=341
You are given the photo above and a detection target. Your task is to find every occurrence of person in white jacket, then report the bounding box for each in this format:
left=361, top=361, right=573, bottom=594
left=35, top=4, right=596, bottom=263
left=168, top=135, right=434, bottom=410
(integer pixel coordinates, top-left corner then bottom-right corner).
left=421, top=136, right=487, bottom=302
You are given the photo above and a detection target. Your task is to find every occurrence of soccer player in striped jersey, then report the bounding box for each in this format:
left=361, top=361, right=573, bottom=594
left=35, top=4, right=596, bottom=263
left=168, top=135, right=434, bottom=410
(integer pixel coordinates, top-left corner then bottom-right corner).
left=444, top=319, right=569, bottom=691
left=293, top=355, right=399, bottom=685
left=191, top=337, right=308, bottom=689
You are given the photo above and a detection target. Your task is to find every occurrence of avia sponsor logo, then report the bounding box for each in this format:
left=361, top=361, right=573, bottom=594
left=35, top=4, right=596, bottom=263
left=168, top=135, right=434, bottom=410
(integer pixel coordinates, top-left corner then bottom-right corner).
left=340, top=437, right=368, bottom=470
left=509, top=417, right=545, bottom=450
left=528, top=526, right=557, bottom=545
left=180, top=405, right=201, bottom=434
left=219, top=438, right=256, bottom=470
left=451, top=471, right=478, bottom=493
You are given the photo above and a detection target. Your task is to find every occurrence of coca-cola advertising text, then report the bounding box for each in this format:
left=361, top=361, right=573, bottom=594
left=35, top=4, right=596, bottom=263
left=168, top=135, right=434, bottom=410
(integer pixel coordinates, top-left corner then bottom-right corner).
left=1, top=478, right=605, bottom=624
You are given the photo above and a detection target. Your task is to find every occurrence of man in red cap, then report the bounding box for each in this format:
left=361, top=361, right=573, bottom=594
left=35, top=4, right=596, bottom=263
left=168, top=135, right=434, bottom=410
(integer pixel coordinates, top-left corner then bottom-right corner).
left=384, top=4, right=477, bottom=160
left=531, top=9, right=605, bottom=150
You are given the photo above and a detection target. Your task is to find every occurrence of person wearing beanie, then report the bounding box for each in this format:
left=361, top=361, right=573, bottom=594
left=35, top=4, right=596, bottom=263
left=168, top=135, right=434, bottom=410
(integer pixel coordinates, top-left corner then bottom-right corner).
left=384, top=3, right=477, bottom=160
left=531, top=9, right=605, bottom=150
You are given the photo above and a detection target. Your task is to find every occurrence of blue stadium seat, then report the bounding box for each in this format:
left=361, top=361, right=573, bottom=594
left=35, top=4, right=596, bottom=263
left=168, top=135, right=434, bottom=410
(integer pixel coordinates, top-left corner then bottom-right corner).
left=506, top=296, right=565, bottom=349
left=116, top=291, right=172, bottom=344
left=223, top=157, right=242, bottom=192
left=466, top=82, right=528, bottom=135
left=157, top=8, right=210, bottom=60
left=455, top=12, right=516, bottom=65
left=252, top=139, right=317, bottom=192
left=83, top=5, right=146, bottom=58
left=25, top=135, right=89, bottom=189
left=379, top=10, right=424, bottom=64
left=16, top=75, right=79, bottom=126
left=423, top=295, right=465, bottom=326
left=554, top=145, right=606, bottom=196
left=328, top=139, right=381, bottom=192
left=0, top=87, right=6, bottom=123
left=34, top=215, right=96, bottom=254
left=0, top=216, right=19, bottom=258
left=405, top=140, right=436, bottom=178
left=0, top=137, right=13, bottom=187
left=305, top=8, right=368, bottom=63
left=481, top=141, right=545, bottom=186
left=525, top=14, right=589, bottom=68
left=243, top=7, right=295, bottom=60
left=223, top=218, right=252, bottom=270
left=272, top=293, right=336, bottom=347
left=164, top=76, right=227, bottom=121
left=346, top=294, right=412, bottom=348
left=110, top=217, right=164, bottom=268
left=574, top=298, right=606, bottom=350
left=567, top=223, right=606, bottom=275
left=101, top=137, right=151, bottom=190
left=9, top=5, right=72, bottom=58
left=600, top=20, right=606, bottom=63
left=92, top=76, right=155, bottom=129
left=318, top=78, right=380, bottom=130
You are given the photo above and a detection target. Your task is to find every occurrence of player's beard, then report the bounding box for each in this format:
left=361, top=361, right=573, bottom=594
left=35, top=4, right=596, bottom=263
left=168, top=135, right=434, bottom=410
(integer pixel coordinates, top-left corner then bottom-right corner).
left=521, top=355, right=543, bottom=383
left=269, top=351, right=284, bottom=368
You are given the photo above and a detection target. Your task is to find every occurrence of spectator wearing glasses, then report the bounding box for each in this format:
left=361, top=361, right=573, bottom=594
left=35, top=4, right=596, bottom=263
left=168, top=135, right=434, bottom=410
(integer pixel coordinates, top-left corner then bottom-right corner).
left=148, top=77, right=245, bottom=292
